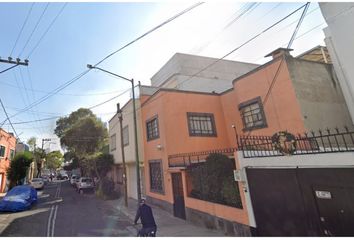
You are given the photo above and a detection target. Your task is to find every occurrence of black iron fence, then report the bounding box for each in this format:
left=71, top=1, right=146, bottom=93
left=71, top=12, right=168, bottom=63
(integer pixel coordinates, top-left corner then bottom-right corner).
left=168, top=147, right=237, bottom=168
left=239, top=127, right=354, bottom=158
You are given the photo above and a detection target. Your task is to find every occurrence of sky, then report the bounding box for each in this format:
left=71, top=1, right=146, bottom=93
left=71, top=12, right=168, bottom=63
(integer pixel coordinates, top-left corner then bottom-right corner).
left=0, top=1, right=327, bottom=152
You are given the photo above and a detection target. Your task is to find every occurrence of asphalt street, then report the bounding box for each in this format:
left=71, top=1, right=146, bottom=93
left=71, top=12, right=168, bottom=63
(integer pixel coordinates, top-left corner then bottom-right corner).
left=0, top=180, right=135, bottom=237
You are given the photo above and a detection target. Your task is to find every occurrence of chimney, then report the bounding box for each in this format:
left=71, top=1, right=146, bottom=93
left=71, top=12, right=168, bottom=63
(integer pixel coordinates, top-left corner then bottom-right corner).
left=265, top=48, right=293, bottom=59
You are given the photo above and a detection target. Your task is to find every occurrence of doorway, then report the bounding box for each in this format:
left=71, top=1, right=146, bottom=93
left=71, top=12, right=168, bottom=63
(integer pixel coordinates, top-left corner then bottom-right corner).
left=171, top=172, right=186, bottom=220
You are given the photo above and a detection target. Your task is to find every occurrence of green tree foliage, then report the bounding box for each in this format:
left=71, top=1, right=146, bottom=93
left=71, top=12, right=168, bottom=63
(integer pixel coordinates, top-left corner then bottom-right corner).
left=27, top=137, right=37, bottom=152
left=60, top=116, right=107, bottom=157
left=46, top=151, right=63, bottom=171
left=54, top=108, right=95, bottom=138
left=187, top=153, right=242, bottom=208
left=7, top=152, right=34, bottom=188
left=54, top=108, right=108, bottom=176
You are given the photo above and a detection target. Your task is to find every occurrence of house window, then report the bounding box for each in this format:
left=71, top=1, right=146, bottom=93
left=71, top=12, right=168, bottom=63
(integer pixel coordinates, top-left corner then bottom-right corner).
left=146, top=116, right=159, bottom=141
left=149, top=160, right=164, bottom=194
left=187, top=112, right=217, bottom=137
left=10, top=149, right=15, bottom=160
left=239, top=97, right=267, bottom=131
left=0, top=145, right=5, bottom=158
left=123, top=125, right=129, bottom=146
left=110, top=134, right=116, bottom=151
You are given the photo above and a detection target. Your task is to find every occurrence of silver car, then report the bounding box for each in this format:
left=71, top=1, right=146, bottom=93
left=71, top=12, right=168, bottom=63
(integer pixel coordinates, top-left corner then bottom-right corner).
left=76, top=177, right=94, bottom=194
left=30, top=178, right=44, bottom=190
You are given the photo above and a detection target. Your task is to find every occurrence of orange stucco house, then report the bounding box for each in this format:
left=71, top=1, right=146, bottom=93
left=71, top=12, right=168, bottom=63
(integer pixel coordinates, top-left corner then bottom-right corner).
left=0, top=128, right=17, bottom=193
left=139, top=47, right=352, bottom=235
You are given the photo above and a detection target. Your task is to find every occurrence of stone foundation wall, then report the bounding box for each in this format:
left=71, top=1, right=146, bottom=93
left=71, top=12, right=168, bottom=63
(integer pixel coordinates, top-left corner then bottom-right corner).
left=185, top=207, right=253, bottom=236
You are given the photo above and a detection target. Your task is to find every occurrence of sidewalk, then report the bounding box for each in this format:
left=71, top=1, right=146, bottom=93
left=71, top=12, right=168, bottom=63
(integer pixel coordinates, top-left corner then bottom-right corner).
left=105, top=197, right=226, bottom=237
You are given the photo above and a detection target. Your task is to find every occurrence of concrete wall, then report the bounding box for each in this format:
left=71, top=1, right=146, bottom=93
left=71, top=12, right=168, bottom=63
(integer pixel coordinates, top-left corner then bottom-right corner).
left=287, top=56, right=353, bottom=131
left=151, top=53, right=259, bottom=93
left=320, top=3, right=354, bottom=124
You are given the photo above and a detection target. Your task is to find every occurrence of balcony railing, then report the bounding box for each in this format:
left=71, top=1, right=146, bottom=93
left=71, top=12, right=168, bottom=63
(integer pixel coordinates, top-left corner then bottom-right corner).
left=168, top=147, right=237, bottom=168
left=239, top=127, right=354, bottom=158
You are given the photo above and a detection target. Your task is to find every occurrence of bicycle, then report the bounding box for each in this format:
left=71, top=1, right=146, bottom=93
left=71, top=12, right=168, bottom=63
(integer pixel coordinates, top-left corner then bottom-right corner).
left=134, top=223, right=157, bottom=237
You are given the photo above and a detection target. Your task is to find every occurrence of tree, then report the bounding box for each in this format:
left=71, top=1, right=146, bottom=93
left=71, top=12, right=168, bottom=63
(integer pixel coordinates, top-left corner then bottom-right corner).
left=54, top=108, right=108, bottom=176
left=54, top=108, right=95, bottom=138
left=27, top=137, right=37, bottom=152
left=7, top=152, right=34, bottom=188
left=60, top=116, right=107, bottom=157
left=46, top=151, right=63, bottom=171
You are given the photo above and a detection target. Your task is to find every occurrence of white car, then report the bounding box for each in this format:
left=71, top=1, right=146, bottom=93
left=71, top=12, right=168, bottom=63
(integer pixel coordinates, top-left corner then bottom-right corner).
left=76, top=177, right=94, bottom=194
left=30, top=178, right=44, bottom=190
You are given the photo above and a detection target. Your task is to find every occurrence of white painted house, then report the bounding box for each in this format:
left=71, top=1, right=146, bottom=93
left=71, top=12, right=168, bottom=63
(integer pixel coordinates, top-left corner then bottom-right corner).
left=320, top=2, right=354, bottom=124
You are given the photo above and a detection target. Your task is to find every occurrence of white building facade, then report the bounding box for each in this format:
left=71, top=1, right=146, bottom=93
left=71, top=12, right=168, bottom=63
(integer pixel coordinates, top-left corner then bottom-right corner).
left=320, top=2, right=354, bottom=124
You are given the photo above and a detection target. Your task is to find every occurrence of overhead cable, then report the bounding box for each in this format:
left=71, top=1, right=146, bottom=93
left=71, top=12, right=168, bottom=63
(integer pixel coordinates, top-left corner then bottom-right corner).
left=10, top=3, right=35, bottom=56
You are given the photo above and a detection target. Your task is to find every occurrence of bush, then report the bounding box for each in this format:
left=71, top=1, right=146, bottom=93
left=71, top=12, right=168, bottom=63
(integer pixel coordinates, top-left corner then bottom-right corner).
left=187, top=153, right=243, bottom=208
left=7, top=152, right=33, bottom=189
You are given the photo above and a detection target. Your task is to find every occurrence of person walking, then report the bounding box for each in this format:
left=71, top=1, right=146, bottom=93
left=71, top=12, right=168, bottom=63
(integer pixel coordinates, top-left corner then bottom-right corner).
left=134, top=198, right=157, bottom=236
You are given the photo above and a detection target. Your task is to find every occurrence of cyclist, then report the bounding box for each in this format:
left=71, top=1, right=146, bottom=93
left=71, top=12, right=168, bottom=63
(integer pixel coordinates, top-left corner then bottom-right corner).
left=134, top=198, right=157, bottom=237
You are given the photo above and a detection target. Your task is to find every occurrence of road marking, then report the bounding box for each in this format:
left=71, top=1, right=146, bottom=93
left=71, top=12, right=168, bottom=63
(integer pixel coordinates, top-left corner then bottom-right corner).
left=46, top=205, right=54, bottom=237
left=51, top=205, right=58, bottom=237
left=47, top=182, right=61, bottom=237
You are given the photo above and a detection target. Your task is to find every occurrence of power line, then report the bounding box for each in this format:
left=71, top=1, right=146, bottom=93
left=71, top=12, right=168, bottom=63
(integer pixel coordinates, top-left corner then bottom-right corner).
left=93, top=2, right=204, bottom=67
left=0, top=64, right=19, bottom=74
left=18, top=2, right=50, bottom=58
left=0, top=98, right=20, bottom=140
left=0, top=79, right=128, bottom=96
left=1, top=86, right=131, bottom=126
left=26, top=2, right=67, bottom=59
left=88, top=88, right=131, bottom=110
left=2, top=2, right=204, bottom=124
left=10, top=3, right=35, bottom=56
left=245, top=2, right=311, bottom=138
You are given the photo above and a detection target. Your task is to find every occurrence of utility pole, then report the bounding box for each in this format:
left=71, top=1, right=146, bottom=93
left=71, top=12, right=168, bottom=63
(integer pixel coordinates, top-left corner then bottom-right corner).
left=37, top=138, right=50, bottom=177
left=117, top=103, right=128, bottom=207
left=0, top=57, right=29, bottom=74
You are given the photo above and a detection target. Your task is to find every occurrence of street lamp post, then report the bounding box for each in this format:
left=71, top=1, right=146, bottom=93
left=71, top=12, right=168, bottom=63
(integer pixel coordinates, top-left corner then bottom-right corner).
left=87, top=64, right=142, bottom=201
left=117, top=103, right=128, bottom=207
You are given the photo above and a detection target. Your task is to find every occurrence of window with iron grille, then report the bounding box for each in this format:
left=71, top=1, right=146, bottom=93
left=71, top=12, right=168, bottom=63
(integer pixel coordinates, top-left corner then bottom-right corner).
left=146, top=116, right=159, bottom=141
left=110, top=134, right=116, bottom=151
left=123, top=125, right=129, bottom=146
left=0, top=145, right=5, bottom=158
left=239, top=97, right=267, bottom=131
left=187, top=112, right=217, bottom=137
left=149, top=160, right=164, bottom=194
left=10, top=149, right=15, bottom=160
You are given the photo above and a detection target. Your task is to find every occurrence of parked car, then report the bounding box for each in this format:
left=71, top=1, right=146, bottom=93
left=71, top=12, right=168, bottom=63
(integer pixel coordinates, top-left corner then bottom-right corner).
left=76, top=177, right=94, bottom=194
left=30, top=178, right=44, bottom=190
left=0, top=185, right=37, bottom=212
left=61, top=172, right=69, bottom=180
left=70, top=175, right=78, bottom=185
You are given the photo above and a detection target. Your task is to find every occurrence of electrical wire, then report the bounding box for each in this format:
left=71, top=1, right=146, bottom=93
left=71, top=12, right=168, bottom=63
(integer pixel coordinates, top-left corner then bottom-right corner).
left=93, top=2, right=204, bottom=67
left=2, top=2, right=204, bottom=125
left=18, top=2, right=50, bottom=58
left=0, top=98, right=20, bottom=140
left=0, top=64, right=19, bottom=74
left=0, top=79, right=128, bottom=96
left=10, top=3, right=35, bottom=56
left=26, top=3, right=67, bottom=59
